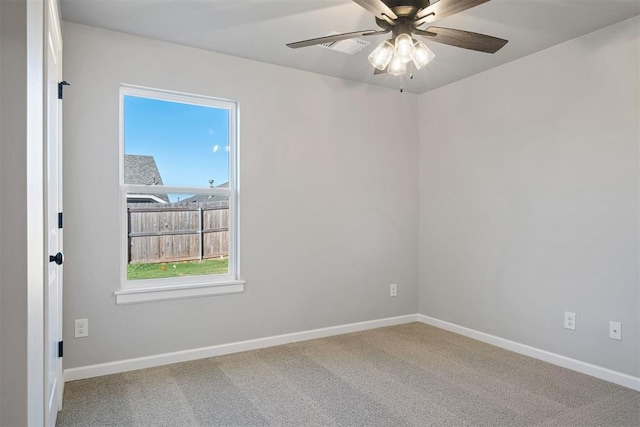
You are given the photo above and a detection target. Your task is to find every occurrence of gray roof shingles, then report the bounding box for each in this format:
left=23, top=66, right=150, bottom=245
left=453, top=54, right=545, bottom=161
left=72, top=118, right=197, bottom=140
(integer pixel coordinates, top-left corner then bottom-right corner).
left=124, top=154, right=164, bottom=186
left=124, top=154, right=169, bottom=202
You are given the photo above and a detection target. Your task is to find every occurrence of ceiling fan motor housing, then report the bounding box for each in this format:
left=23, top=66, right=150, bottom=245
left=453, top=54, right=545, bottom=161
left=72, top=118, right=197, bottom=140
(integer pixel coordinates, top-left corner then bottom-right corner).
left=375, top=0, right=432, bottom=31
left=391, top=20, right=416, bottom=37
left=383, top=0, right=432, bottom=18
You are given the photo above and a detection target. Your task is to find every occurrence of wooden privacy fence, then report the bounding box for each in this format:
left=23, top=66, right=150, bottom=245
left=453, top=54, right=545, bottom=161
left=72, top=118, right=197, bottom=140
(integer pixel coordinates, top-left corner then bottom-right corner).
left=127, top=201, right=229, bottom=264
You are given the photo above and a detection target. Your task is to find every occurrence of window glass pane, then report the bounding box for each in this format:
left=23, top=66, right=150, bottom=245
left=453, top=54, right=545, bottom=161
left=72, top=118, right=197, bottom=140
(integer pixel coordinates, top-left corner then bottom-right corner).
left=126, top=193, right=230, bottom=280
left=123, top=95, right=230, bottom=188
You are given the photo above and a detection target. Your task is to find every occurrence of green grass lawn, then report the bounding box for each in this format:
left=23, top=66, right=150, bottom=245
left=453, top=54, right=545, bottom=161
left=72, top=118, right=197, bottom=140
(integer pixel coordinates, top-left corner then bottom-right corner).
left=127, top=258, right=228, bottom=280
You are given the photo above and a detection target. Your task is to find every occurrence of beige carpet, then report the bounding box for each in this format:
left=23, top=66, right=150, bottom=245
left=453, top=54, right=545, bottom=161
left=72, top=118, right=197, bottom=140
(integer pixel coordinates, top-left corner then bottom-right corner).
left=57, top=322, right=640, bottom=426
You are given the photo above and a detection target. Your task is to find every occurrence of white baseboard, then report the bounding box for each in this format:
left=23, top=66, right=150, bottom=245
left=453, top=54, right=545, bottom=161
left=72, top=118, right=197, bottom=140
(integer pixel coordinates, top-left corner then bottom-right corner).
left=417, top=314, right=640, bottom=392
left=64, top=313, right=640, bottom=392
left=63, top=314, right=419, bottom=382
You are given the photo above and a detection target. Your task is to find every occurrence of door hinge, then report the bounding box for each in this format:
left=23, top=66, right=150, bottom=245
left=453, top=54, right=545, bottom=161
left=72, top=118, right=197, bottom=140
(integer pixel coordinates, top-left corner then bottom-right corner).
left=58, top=81, right=70, bottom=99
left=58, top=212, right=63, bottom=229
left=58, top=341, right=63, bottom=358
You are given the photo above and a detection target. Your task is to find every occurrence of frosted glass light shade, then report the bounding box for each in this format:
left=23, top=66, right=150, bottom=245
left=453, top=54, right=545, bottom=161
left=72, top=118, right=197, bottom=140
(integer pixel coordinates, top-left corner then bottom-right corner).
left=368, top=40, right=394, bottom=70
left=411, top=41, right=435, bottom=70
left=394, top=33, right=414, bottom=63
left=387, top=55, right=407, bottom=76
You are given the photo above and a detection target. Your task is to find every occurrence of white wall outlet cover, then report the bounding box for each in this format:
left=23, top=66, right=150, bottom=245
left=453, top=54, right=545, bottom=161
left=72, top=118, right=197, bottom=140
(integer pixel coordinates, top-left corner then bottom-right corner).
left=390, top=283, right=398, bottom=297
left=564, top=311, right=576, bottom=330
left=609, top=321, right=622, bottom=340
left=75, top=318, right=89, bottom=338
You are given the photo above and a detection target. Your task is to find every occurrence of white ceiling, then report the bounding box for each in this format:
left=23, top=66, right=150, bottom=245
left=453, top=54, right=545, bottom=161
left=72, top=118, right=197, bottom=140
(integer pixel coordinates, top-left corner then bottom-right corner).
left=60, top=0, right=640, bottom=94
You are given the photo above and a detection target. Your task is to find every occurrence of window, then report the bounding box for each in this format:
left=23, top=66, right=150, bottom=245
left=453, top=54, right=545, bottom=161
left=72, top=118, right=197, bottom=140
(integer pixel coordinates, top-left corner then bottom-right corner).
left=115, top=85, right=243, bottom=304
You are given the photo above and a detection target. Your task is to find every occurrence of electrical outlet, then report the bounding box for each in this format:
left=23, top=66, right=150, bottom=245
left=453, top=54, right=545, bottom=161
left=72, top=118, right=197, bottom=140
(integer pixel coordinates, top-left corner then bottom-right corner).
left=390, top=283, right=398, bottom=297
left=564, top=311, right=576, bottom=330
left=609, top=321, right=621, bottom=340
left=75, top=318, right=88, bottom=338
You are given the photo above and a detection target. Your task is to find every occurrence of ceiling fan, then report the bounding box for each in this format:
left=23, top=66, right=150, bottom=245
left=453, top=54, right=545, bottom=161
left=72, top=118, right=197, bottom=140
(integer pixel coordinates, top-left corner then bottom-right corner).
left=287, top=0, right=508, bottom=76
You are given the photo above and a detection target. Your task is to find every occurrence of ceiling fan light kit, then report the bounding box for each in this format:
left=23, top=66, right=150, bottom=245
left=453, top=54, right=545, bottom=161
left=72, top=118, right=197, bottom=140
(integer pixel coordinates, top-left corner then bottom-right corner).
left=368, top=40, right=395, bottom=70
left=394, top=33, right=415, bottom=62
left=412, top=40, right=435, bottom=70
left=368, top=35, right=436, bottom=75
left=388, top=55, right=408, bottom=75
left=287, top=0, right=508, bottom=78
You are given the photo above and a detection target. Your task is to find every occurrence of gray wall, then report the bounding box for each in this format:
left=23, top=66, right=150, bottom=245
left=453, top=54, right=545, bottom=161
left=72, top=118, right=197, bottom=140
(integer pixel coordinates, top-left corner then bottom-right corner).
left=62, top=23, right=419, bottom=369
left=63, top=17, right=639, bottom=379
left=0, top=0, right=45, bottom=424
left=418, top=17, right=639, bottom=376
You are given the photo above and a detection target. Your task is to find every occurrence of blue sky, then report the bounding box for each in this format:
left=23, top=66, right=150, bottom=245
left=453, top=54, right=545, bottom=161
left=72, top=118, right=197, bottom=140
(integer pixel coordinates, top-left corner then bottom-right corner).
left=124, top=95, right=230, bottom=194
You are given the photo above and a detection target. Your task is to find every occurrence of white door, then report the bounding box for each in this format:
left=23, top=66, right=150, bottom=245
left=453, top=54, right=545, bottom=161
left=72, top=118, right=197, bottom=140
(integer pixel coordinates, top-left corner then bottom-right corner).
left=45, top=0, right=64, bottom=425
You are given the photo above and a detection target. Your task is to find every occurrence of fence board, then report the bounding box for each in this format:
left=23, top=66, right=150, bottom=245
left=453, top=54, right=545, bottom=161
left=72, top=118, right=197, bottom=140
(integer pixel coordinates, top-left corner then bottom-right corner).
left=128, top=201, right=229, bottom=263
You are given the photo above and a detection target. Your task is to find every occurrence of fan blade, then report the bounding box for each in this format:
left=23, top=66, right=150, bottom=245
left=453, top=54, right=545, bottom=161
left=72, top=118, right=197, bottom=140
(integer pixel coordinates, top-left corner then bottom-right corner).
left=415, top=27, right=507, bottom=53
left=415, top=0, right=490, bottom=25
left=287, top=29, right=389, bottom=49
left=352, top=0, right=398, bottom=22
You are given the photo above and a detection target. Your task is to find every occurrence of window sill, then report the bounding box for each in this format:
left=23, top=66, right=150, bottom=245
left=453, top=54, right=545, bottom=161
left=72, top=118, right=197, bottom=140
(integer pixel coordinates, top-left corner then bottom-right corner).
left=114, top=280, right=245, bottom=305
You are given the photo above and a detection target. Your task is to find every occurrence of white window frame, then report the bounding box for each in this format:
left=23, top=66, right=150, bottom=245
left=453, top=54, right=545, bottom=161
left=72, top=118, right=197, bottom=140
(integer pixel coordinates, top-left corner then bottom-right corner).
left=115, top=85, right=243, bottom=304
